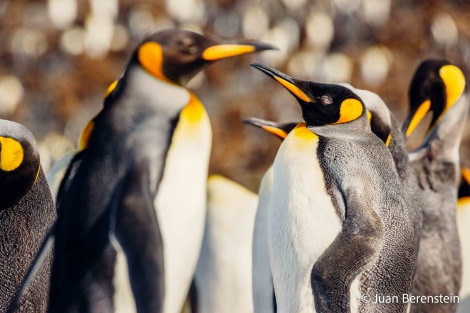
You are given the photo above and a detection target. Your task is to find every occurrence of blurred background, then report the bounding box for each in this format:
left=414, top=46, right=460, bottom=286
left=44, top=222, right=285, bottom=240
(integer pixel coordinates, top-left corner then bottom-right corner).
left=0, top=0, right=469, bottom=191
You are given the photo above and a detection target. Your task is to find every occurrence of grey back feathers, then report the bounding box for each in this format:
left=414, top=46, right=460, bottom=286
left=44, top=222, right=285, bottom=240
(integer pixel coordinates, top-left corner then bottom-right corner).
left=0, top=120, right=56, bottom=313
left=406, top=61, right=468, bottom=313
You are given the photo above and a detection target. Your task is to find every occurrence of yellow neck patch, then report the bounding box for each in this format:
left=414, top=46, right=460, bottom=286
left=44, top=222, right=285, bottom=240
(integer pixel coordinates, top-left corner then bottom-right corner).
left=0, top=136, right=24, bottom=171
left=261, top=125, right=288, bottom=139
left=105, top=80, right=119, bottom=98
left=288, top=122, right=318, bottom=150
left=180, top=93, right=205, bottom=124
left=174, top=92, right=208, bottom=140
left=405, top=99, right=431, bottom=137
left=274, top=76, right=311, bottom=102
left=138, top=42, right=172, bottom=83
left=440, top=64, right=466, bottom=112
left=385, top=134, right=392, bottom=147
left=335, top=98, right=363, bottom=124
left=202, top=44, right=256, bottom=61
left=292, top=122, right=318, bottom=139
left=458, top=197, right=470, bottom=209
left=79, top=120, right=95, bottom=150
left=462, top=167, right=470, bottom=184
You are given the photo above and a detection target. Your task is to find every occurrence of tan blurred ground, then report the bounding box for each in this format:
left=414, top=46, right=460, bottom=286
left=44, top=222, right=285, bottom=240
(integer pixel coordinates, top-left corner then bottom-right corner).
left=0, top=0, right=469, bottom=192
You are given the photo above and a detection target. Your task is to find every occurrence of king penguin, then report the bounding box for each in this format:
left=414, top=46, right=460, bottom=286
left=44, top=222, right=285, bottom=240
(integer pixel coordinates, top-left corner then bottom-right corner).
left=242, top=117, right=296, bottom=313
left=244, top=86, right=423, bottom=313
left=8, top=29, right=275, bottom=313
left=457, top=167, right=470, bottom=313
left=402, top=60, right=468, bottom=313
left=193, top=174, right=258, bottom=313
left=251, top=64, right=416, bottom=313
left=0, top=119, right=56, bottom=313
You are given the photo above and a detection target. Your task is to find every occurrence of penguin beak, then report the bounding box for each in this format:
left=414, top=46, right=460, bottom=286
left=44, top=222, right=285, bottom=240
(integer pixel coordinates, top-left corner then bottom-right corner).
left=250, top=63, right=311, bottom=103
left=243, top=117, right=292, bottom=140
left=402, top=99, right=432, bottom=138
left=202, top=42, right=277, bottom=61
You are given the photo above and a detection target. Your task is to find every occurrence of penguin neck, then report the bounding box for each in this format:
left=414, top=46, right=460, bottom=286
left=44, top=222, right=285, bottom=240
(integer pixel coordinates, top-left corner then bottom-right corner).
left=124, top=65, right=191, bottom=117
left=308, top=115, right=371, bottom=139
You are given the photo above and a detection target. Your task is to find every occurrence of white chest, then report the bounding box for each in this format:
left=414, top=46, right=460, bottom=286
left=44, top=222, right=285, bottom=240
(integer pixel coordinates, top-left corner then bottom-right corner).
left=252, top=167, right=276, bottom=313
left=268, top=130, right=342, bottom=313
left=194, top=175, right=258, bottom=313
left=154, top=102, right=211, bottom=313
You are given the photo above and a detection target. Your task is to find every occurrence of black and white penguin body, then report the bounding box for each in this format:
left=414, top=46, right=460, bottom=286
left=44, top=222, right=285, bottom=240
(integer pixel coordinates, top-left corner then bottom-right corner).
left=7, top=29, right=275, bottom=313
left=251, top=64, right=416, bottom=313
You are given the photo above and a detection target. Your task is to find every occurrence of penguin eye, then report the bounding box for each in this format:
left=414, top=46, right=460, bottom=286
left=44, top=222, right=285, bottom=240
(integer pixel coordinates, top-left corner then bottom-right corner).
left=318, top=95, right=333, bottom=106
left=179, top=38, right=198, bottom=55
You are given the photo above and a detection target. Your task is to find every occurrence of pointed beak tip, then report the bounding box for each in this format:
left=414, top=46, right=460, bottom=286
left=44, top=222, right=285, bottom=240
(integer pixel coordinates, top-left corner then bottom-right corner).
left=254, top=43, right=279, bottom=52
left=250, top=63, right=277, bottom=78
left=242, top=117, right=252, bottom=124
left=242, top=117, right=260, bottom=127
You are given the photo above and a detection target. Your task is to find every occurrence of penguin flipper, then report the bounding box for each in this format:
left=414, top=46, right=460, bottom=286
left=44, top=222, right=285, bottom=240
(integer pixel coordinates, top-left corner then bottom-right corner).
left=114, top=160, right=165, bottom=313
left=188, top=278, right=199, bottom=313
left=311, top=196, right=383, bottom=312
left=5, top=227, right=55, bottom=313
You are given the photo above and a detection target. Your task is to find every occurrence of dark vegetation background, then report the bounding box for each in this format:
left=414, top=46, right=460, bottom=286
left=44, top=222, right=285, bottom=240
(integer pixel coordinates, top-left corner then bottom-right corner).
left=0, top=0, right=469, bottom=192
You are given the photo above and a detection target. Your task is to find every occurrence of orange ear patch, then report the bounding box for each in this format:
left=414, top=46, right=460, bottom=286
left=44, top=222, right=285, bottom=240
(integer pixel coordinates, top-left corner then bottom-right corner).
left=138, top=42, right=171, bottom=82
left=0, top=136, right=24, bottom=171
left=335, top=98, right=364, bottom=124
left=440, top=64, right=466, bottom=112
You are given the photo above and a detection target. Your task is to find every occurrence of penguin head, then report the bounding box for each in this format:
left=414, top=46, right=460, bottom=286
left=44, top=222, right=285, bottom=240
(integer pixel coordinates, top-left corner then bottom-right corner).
left=0, top=120, right=40, bottom=210
left=133, top=29, right=276, bottom=86
left=403, top=59, right=466, bottom=138
left=251, top=63, right=366, bottom=127
left=243, top=117, right=297, bottom=140
left=339, top=83, right=393, bottom=145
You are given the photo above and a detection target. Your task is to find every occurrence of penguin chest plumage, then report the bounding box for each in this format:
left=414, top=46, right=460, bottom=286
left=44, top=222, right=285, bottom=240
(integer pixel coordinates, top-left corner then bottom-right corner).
left=268, top=127, right=342, bottom=313
left=252, top=167, right=276, bottom=313
left=154, top=93, right=211, bottom=313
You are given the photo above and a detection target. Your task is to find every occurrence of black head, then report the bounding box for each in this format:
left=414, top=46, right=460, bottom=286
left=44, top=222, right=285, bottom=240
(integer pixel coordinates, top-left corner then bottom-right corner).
left=251, top=63, right=366, bottom=127
left=243, top=117, right=297, bottom=140
left=134, top=29, right=277, bottom=85
left=0, top=120, right=40, bottom=210
left=403, top=59, right=466, bottom=137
